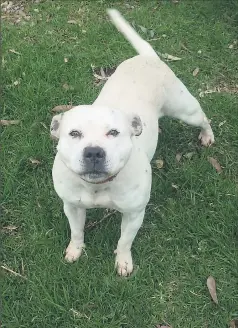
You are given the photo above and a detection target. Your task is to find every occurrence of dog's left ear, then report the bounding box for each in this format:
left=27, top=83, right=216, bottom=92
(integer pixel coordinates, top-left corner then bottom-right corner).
left=50, top=114, right=63, bottom=139
left=130, top=114, right=143, bottom=136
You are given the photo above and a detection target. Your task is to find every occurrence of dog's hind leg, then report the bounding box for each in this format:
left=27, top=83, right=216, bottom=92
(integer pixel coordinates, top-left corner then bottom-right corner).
left=162, top=77, right=214, bottom=146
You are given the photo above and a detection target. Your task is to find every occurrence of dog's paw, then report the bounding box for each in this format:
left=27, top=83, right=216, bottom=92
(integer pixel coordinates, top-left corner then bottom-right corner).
left=199, top=129, right=214, bottom=147
left=115, top=250, right=133, bottom=276
left=65, top=241, right=84, bottom=263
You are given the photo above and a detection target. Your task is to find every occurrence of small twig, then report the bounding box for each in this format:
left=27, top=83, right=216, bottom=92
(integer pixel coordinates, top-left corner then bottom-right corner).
left=86, top=211, right=116, bottom=229
left=147, top=38, right=160, bottom=42
left=1, top=265, right=28, bottom=280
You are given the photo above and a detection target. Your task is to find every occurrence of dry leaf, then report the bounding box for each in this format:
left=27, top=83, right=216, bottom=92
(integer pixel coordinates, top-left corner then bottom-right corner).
left=91, top=64, right=116, bottom=85
left=62, top=83, right=74, bottom=91
left=67, top=20, right=77, bottom=24
left=52, top=105, right=74, bottom=112
left=160, top=53, right=181, bottom=61
left=0, top=119, right=20, bottom=126
left=193, top=67, right=200, bottom=76
left=52, top=104, right=73, bottom=112
left=207, top=275, right=218, bottom=304
left=230, top=319, right=238, bottom=328
left=184, top=152, right=194, bottom=160
left=172, top=183, right=179, bottom=189
left=40, top=122, right=47, bottom=129
left=13, top=80, right=20, bottom=86
left=29, top=158, right=41, bottom=165
left=63, top=83, right=69, bottom=90
left=9, top=49, right=21, bottom=55
left=176, top=153, right=182, bottom=162
left=228, top=44, right=234, bottom=49
left=91, top=64, right=108, bottom=81
left=218, top=120, right=226, bottom=127
left=156, top=324, right=171, bottom=328
left=64, top=57, right=69, bottom=63
left=155, top=159, right=164, bottom=169
left=207, top=157, right=222, bottom=173
left=2, top=225, right=18, bottom=232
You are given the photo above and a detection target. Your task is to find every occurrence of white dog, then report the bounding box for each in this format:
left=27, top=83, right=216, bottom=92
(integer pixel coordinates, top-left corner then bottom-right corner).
left=51, top=9, right=214, bottom=276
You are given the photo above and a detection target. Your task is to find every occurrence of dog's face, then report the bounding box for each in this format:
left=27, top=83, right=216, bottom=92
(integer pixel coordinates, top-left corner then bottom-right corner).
left=51, top=105, right=142, bottom=183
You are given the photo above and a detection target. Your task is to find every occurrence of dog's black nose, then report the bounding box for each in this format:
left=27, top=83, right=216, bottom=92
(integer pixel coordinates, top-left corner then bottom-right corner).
left=84, top=147, right=106, bottom=163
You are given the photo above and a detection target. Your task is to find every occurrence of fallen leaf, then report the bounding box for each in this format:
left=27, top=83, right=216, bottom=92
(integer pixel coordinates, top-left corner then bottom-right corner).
left=9, top=49, right=21, bottom=55
left=100, top=67, right=106, bottom=79
left=91, top=64, right=108, bottom=81
left=184, top=152, right=194, bottom=160
left=156, top=324, right=171, bottom=328
left=52, top=105, right=74, bottom=112
left=207, top=276, right=218, bottom=304
left=228, top=44, right=234, bottom=49
left=2, top=225, right=18, bottom=232
left=138, top=25, right=147, bottom=33
left=199, top=87, right=217, bottom=97
left=180, top=43, right=191, bottom=52
left=0, top=119, right=20, bottom=126
left=192, top=67, right=200, bottom=76
left=207, top=157, right=222, bottom=173
left=63, top=83, right=69, bottom=90
left=149, top=29, right=155, bottom=38
left=172, top=183, right=179, bottom=189
left=62, top=83, right=74, bottom=91
left=230, top=319, right=238, bottom=328
left=91, top=64, right=116, bottom=84
left=155, top=159, right=164, bottom=169
left=125, top=3, right=135, bottom=9
left=13, top=80, right=20, bottom=86
left=176, top=153, right=182, bottom=162
left=67, top=20, right=77, bottom=24
left=40, top=122, right=47, bottom=129
left=160, top=53, right=181, bottom=61
left=29, top=158, right=41, bottom=165
left=218, top=120, right=226, bottom=127
left=64, top=57, right=68, bottom=63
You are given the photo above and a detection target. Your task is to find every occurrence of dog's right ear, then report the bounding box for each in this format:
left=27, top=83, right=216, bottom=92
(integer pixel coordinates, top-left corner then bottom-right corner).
left=50, top=114, right=63, bottom=139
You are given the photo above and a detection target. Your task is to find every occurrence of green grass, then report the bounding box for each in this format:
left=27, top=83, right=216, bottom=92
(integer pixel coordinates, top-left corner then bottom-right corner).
left=2, top=0, right=238, bottom=327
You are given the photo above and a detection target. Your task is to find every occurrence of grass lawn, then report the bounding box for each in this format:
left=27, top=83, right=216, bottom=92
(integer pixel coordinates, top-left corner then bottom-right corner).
left=2, top=0, right=238, bottom=327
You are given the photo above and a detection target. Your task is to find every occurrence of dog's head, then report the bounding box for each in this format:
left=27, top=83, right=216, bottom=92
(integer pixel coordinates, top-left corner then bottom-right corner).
left=51, top=105, right=142, bottom=183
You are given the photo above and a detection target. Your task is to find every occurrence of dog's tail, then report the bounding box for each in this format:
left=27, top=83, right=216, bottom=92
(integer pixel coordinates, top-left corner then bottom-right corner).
left=107, top=9, right=157, bottom=57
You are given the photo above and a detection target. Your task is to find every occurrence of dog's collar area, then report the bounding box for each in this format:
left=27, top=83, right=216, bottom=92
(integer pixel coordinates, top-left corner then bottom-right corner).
left=81, top=174, right=117, bottom=184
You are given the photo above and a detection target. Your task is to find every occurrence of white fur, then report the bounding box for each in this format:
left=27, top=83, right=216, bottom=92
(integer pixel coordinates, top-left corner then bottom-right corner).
left=52, top=9, right=214, bottom=276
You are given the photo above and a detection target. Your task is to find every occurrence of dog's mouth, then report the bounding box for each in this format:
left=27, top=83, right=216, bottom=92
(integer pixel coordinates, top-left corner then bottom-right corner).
left=79, top=171, right=116, bottom=184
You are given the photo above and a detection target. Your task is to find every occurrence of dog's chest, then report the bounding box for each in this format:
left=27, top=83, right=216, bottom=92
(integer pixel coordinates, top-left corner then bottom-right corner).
left=82, top=189, right=113, bottom=208
left=68, top=185, right=115, bottom=209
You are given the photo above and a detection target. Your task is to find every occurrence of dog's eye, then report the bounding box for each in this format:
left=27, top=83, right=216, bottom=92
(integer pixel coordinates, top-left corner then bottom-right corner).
left=107, top=129, right=119, bottom=137
left=69, top=130, right=82, bottom=138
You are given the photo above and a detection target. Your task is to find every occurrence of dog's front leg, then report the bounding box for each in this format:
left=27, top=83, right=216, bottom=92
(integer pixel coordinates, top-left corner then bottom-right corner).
left=63, top=202, right=86, bottom=262
left=115, top=209, right=145, bottom=276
